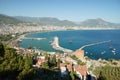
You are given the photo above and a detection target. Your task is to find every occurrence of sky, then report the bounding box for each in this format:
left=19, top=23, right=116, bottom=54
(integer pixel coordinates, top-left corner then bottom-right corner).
left=0, top=0, right=120, bottom=23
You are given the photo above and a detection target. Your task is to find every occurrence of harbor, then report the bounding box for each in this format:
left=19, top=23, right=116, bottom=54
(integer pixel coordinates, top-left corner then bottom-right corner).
left=19, top=30, right=120, bottom=60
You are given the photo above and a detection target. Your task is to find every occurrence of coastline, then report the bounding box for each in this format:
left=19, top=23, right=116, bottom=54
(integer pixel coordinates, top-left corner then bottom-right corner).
left=12, top=30, right=120, bottom=57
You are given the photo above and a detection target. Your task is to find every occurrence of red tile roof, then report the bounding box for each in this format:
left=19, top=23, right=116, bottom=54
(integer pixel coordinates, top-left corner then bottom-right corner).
left=74, top=65, right=87, bottom=77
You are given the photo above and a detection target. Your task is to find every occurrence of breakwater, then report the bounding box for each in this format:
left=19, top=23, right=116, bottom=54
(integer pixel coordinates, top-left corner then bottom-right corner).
left=51, top=36, right=73, bottom=53
left=79, top=40, right=111, bottom=50
left=23, top=37, right=46, bottom=40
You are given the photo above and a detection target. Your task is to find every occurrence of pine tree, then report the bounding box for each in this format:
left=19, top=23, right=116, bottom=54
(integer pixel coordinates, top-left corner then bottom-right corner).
left=0, top=42, right=5, bottom=57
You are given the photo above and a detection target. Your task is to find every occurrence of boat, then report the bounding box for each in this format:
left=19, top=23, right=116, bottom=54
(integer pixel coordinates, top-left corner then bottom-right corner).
left=101, top=51, right=106, bottom=55
left=113, top=48, right=116, bottom=51
left=49, top=41, right=52, bottom=44
left=18, top=39, right=22, bottom=42
left=109, top=46, right=114, bottom=50
left=68, top=40, right=72, bottom=44
left=85, top=52, right=88, bottom=54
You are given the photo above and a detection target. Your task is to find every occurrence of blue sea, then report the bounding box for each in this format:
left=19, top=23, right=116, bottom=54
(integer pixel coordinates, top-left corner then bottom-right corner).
left=20, top=30, right=120, bottom=60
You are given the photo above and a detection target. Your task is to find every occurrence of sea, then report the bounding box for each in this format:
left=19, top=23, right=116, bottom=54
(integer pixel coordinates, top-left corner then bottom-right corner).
left=20, top=30, right=120, bottom=60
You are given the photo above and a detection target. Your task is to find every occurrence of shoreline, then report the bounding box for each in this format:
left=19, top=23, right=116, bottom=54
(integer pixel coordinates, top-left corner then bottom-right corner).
left=8, top=29, right=120, bottom=60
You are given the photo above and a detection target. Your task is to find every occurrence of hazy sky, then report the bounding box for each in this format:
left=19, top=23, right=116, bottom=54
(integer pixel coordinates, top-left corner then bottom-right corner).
left=0, top=0, right=120, bottom=23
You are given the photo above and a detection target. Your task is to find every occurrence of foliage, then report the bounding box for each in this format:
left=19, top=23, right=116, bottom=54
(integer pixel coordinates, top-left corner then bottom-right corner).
left=57, top=59, right=61, bottom=67
left=93, top=66, right=120, bottom=80
left=0, top=41, right=5, bottom=56
left=48, top=55, right=57, bottom=68
left=41, top=62, right=49, bottom=69
left=70, top=55, right=78, bottom=61
left=0, top=42, right=36, bottom=80
left=70, top=55, right=85, bottom=65
left=0, top=34, right=13, bottom=41
left=88, top=65, right=93, bottom=71
left=70, top=70, right=75, bottom=80
left=0, top=14, right=22, bottom=25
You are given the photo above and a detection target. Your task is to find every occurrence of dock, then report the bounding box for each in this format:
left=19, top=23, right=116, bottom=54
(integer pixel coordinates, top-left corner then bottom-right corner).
left=51, top=36, right=73, bottom=53
left=22, top=37, right=46, bottom=40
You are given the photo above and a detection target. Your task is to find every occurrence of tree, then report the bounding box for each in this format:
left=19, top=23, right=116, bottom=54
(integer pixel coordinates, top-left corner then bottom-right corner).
left=57, top=59, right=61, bottom=67
left=41, top=62, right=49, bottom=69
left=0, top=42, right=5, bottom=57
left=98, top=71, right=106, bottom=80
left=51, top=55, right=57, bottom=65
left=70, top=71, right=75, bottom=80
left=77, top=60, right=82, bottom=65
left=17, top=68, right=35, bottom=80
left=0, top=44, right=37, bottom=80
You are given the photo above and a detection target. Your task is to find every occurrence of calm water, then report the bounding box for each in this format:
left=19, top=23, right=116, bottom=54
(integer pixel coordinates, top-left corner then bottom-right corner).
left=20, top=30, right=120, bottom=60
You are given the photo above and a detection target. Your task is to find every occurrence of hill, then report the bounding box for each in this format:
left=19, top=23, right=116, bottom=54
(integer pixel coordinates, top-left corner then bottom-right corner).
left=0, top=14, right=120, bottom=28
left=79, top=18, right=120, bottom=28
left=0, top=14, right=22, bottom=25
left=14, top=16, right=77, bottom=26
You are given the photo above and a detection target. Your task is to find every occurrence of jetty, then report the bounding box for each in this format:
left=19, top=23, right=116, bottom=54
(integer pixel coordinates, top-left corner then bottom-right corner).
left=79, top=40, right=111, bottom=50
left=17, top=34, right=46, bottom=41
left=23, top=37, right=46, bottom=40
left=51, top=36, right=73, bottom=53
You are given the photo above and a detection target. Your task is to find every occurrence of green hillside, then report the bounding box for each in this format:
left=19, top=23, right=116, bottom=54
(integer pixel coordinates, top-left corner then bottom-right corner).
left=0, top=14, right=22, bottom=25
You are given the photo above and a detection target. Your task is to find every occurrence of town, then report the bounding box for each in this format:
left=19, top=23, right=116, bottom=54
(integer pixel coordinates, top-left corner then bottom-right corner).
left=6, top=34, right=119, bottom=80
left=0, top=23, right=120, bottom=79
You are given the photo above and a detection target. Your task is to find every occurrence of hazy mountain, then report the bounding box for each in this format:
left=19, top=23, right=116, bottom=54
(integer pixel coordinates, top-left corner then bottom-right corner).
left=14, top=16, right=77, bottom=26
left=0, top=14, right=22, bottom=25
left=0, top=14, right=120, bottom=28
left=79, top=18, right=119, bottom=28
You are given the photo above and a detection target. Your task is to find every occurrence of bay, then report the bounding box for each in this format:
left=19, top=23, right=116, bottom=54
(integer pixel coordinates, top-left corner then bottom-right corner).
left=20, top=30, right=120, bottom=60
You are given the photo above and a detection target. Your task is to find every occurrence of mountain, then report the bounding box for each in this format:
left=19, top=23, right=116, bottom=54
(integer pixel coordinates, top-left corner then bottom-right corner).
left=0, top=14, right=22, bottom=25
left=79, top=18, right=119, bottom=28
left=14, top=16, right=77, bottom=26
left=0, top=14, right=120, bottom=28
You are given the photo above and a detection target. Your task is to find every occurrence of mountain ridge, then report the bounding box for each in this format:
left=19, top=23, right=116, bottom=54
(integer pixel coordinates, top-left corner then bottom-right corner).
left=0, top=14, right=23, bottom=25
left=0, top=14, right=120, bottom=28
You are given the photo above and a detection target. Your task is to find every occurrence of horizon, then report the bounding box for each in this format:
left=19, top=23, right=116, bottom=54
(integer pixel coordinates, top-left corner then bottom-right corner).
left=0, top=0, right=120, bottom=23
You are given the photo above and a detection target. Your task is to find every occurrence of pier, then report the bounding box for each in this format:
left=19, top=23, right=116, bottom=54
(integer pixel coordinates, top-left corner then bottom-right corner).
left=51, top=36, right=73, bottom=53
left=23, top=37, right=46, bottom=40
left=17, top=34, right=46, bottom=41
left=79, top=40, right=111, bottom=50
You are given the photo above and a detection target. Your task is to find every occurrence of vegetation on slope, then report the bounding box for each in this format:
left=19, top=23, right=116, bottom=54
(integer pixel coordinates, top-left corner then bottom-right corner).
left=93, top=65, right=120, bottom=80
left=0, top=41, right=36, bottom=80
left=0, top=14, right=22, bottom=25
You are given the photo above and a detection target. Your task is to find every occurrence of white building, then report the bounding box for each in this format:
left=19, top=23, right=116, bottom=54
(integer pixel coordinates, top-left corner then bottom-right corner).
left=60, top=63, right=68, bottom=77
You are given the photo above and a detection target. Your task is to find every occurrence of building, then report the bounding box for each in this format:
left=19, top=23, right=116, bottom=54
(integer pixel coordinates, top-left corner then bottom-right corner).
left=75, top=50, right=85, bottom=62
left=34, top=58, right=46, bottom=68
left=60, top=63, right=68, bottom=77
left=74, top=65, right=88, bottom=80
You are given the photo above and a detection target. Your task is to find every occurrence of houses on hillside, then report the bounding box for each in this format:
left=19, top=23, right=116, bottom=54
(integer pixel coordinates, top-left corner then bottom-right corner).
left=59, top=63, right=88, bottom=80
left=15, top=45, right=96, bottom=80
